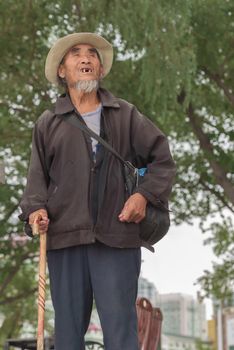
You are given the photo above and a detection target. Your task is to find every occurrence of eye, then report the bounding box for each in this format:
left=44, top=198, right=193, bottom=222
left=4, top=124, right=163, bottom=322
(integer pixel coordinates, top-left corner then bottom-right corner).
left=70, top=48, right=80, bottom=56
left=88, top=50, right=98, bottom=58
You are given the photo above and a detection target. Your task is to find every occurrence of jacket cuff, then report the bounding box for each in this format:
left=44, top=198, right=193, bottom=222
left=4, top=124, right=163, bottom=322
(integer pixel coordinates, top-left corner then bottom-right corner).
left=24, top=222, right=34, bottom=238
left=18, top=205, right=47, bottom=222
left=133, top=187, right=159, bottom=206
left=133, top=187, right=168, bottom=210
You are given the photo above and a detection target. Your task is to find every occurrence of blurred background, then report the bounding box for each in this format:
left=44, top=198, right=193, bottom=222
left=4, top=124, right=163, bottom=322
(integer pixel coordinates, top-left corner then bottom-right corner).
left=0, top=1, right=233, bottom=349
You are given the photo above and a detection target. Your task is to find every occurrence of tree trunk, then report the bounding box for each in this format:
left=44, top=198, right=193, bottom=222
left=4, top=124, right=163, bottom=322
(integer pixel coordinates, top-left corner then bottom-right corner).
left=187, top=104, right=234, bottom=207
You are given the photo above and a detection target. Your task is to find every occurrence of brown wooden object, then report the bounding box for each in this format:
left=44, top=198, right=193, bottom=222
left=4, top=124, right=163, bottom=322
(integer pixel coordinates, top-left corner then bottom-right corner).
left=136, top=297, right=163, bottom=350
left=32, top=217, right=47, bottom=350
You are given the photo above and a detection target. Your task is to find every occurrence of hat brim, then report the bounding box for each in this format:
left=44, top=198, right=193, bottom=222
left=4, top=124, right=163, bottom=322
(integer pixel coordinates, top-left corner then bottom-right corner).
left=45, top=32, right=113, bottom=85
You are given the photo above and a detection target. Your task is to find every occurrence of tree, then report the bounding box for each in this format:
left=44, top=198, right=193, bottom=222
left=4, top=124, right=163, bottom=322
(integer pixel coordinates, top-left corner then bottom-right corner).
left=197, top=217, right=234, bottom=300
left=0, top=0, right=233, bottom=344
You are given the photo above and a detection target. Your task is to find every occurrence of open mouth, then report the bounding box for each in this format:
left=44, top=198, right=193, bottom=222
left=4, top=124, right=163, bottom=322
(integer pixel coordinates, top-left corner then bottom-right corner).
left=80, top=68, right=93, bottom=73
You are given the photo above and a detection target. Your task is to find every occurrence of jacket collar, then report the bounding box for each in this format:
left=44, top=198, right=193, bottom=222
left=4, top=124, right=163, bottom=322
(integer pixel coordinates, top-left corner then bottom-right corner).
left=54, top=87, right=120, bottom=115
left=98, top=88, right=120, bottom=108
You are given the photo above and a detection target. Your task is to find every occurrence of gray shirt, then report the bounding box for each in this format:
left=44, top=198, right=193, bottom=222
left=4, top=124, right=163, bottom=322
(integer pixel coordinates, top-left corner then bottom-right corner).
left=81, top=104, right=102, bottom=158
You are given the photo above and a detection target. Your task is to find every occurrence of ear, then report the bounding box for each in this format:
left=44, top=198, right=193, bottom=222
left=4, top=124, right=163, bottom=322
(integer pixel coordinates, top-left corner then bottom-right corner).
left=58, top=64, right=65, bottom=79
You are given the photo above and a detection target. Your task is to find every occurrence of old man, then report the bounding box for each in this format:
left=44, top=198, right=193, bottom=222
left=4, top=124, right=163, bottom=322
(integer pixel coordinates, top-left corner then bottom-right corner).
left=19, top=32, right=176, bottom=350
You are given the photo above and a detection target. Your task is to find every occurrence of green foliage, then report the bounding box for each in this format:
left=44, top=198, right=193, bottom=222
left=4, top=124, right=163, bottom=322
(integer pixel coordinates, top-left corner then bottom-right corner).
left=197, top=217, right=234, bottom=300
left=0, top=0, right=234, bottom=343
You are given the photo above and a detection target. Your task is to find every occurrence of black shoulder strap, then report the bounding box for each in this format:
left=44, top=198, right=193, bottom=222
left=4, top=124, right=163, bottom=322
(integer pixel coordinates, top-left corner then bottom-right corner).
left=63, top=113, right=135, bottom=172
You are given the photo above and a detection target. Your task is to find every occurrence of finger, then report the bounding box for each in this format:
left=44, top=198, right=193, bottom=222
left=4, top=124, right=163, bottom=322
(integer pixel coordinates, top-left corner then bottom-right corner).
left=31, top=215, right=42, bottom=235
left=39, top=218, right=49, bottom=225
left=119, top=214, right=130, bottom=222
left=39, top=227, right=48, bottom=234
left=120, top=210, right=136, bottom=222
left=34, top=214, right=42, bottom=223
left=119, top=214, right=127, bottom=222
left=134, top=215, right=144, bottom=224
left=39, top=222, right=48, bottom=230
left=127, top=213, right=140, bottom=223
left=39, top=219, right=49, bottom=229
left=126, top=210, right=146, bottom=223
left=134, top=210, right=146, bottom=222
left=118, top=203, right=129, bottom=221
left=119, top=202, right=128, bottom=214
left=29, top=214, right=38, bottom=225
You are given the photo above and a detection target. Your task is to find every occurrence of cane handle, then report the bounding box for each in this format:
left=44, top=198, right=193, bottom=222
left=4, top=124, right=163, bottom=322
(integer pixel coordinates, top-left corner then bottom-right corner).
left=32, top=214, right=42, bottom=236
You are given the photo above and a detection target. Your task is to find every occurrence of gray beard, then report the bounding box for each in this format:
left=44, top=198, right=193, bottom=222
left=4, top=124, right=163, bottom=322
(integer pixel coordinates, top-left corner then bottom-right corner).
left=75, top=80, right=99, bottom=93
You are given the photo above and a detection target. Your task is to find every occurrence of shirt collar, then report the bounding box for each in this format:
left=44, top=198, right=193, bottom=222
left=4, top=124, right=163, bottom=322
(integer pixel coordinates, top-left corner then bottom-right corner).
left=54, top=87, right=120, bottom=115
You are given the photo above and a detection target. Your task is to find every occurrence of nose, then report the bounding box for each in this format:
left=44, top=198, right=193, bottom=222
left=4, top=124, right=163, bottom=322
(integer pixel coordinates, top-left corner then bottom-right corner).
left=80, top=55, right=91, bottom=64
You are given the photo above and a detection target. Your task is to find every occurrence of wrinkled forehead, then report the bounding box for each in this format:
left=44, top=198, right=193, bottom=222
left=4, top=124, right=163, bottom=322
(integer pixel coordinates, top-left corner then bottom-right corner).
left=63, top=43, right=103, bottom=63
left=69, top=43, right=96, bottom=52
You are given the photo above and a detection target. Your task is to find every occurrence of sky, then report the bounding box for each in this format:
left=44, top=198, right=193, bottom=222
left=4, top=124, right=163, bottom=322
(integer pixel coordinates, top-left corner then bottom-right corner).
left=141, top=220, right=216, bottom=319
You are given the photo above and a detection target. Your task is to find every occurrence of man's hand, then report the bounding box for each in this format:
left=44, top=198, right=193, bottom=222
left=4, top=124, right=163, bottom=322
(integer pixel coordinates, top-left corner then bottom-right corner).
left=119, top=193, right=147, bottom=224
left=29, top=209, right=49, bottom=235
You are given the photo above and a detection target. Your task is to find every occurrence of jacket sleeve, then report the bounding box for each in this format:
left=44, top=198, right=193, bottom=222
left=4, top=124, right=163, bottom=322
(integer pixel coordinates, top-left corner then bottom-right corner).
left=131, top=107, right=176, bottom=206
left=19, top=118, right=49, bottom=231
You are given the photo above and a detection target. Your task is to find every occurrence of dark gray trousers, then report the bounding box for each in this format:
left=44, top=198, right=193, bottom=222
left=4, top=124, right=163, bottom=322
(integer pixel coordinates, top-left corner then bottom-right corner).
left=47, top=241, right=141, bottom=350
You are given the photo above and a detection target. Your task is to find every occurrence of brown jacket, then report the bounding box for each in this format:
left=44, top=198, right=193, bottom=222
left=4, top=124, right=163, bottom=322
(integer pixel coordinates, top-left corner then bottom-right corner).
left=19, top=88, right=176, bottom=251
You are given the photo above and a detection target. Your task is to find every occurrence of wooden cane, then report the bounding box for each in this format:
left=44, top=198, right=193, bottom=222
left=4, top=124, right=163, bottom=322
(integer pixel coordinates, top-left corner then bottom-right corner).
left=32, top=216, right=47, bottom=350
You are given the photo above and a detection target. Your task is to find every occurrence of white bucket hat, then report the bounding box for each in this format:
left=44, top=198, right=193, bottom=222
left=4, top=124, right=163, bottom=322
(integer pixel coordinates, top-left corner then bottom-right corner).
left=45, top=32, right=113, bottom=85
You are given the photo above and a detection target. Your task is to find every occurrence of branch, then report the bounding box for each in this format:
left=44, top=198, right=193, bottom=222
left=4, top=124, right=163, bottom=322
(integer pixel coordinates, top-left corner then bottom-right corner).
left=203, top=67, right=234, bottom=107
left=199, top=178, right=234, bottom=213
left=187, top=104, right=234, bottom=207
left=74, top=3, right=82, bottom=17
left=0, top=203, right=19, bottom=225
left=0, top=287, right=37, bottom=305
left=0, top=253, right=31, bottom=296
left=0, top=101, right=30, bottom=114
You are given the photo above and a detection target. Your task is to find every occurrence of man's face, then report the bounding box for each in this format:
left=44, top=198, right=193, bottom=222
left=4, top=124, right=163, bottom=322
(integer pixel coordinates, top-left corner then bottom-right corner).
left=58, top=44, right=103, bottom=87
